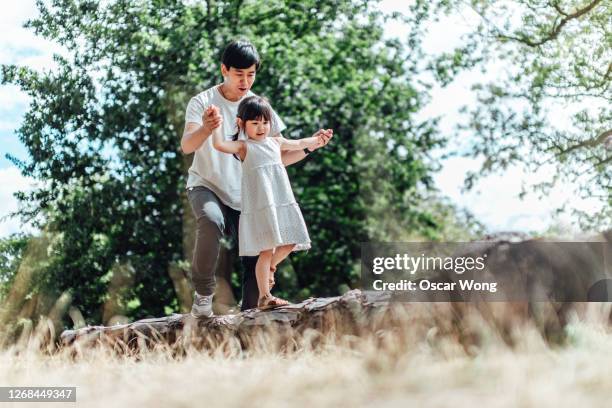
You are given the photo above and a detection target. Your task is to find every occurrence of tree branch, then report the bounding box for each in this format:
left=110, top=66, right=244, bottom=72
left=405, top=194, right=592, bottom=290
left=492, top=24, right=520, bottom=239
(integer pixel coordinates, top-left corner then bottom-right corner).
left=595, top=156, right=612, bottom=167
left=555, top=129, right=612, bottom=157
left=549, top=0, right=569, bottom=17
left=497, top=0, right=602, bottom=47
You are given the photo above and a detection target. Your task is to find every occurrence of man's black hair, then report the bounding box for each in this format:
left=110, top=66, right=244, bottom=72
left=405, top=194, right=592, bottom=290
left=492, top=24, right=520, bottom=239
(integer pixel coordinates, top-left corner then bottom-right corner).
left=221, top=40, right=261, bottom=71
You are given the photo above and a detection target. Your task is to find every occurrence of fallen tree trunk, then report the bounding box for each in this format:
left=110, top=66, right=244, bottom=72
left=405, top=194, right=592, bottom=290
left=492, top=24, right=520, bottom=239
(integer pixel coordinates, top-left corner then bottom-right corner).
left=59, top=290, right=390, bottom=354
left=58, top=231, right=612, bottom=354
left=57, top=290, right=594, bottom=356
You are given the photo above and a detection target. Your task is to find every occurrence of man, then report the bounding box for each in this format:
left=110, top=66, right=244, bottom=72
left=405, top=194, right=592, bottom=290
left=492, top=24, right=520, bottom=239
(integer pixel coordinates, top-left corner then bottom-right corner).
left=181, top=39, right=332, bottom=317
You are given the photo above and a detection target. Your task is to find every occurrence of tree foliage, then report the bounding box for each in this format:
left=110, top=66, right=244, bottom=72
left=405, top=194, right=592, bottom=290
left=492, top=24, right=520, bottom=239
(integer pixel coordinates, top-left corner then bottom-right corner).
left=431, top=0, right=611, bottom=229
left=0, top=234, right=30, bottom=302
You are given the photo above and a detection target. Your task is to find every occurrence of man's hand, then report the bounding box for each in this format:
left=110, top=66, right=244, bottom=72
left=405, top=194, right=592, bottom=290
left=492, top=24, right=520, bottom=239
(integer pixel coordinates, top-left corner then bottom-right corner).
left=309, top=129, right=333, bottom=151
left=181, top=105, right=224, bottom=154
left=203, top=105, right=223, bottom=135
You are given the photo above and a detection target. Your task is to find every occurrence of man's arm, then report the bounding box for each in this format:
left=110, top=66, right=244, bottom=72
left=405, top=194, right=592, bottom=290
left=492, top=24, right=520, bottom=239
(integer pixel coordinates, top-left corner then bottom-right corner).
left=181, top=105, right=221, bottom=154
left=181, top=122, right=212, bottom=154
left=281, top=149, right=311, bottom=166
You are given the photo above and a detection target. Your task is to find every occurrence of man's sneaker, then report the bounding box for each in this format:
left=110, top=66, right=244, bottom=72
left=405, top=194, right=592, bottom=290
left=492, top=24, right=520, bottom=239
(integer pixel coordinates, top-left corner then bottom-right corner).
left=191, top=292, right=213, bottom=318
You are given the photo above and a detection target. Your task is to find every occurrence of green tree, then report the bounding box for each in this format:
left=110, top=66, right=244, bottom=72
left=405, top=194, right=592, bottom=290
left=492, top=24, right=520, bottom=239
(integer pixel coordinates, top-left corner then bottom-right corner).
left=1, top=0, right=455, bottom=325
left=0, top=234, right=30, bottom=302
left=430, top=0, right=611, bottom=230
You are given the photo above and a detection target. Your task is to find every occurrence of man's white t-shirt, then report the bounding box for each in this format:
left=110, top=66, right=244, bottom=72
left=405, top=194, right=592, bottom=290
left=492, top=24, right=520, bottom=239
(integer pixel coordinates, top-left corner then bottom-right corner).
left=184, top=85, right=286, bottom=210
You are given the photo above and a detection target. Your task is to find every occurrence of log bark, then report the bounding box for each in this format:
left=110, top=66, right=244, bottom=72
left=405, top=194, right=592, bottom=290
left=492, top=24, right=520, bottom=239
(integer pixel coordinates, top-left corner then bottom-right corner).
left=59, top=289, right=383, bottom=353
left=58, top=231, right=612, bottom=353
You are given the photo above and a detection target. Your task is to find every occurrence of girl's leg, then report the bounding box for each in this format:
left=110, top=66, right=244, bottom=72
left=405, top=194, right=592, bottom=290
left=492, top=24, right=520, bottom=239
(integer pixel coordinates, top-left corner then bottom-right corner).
left=270, top=244, right=296, bottom=271
left=268, top=244, right=296, bottom=289
left=256, top=247, right=291, bottom=309
left=255, top=249, right=273, bottom=299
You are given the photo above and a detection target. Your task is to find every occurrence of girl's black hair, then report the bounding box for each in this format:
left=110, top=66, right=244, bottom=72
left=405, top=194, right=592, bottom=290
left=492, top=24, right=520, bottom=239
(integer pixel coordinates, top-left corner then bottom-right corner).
left=221, top=40, right=261, bottom=71
left=229, top=96, right=273, bottom=161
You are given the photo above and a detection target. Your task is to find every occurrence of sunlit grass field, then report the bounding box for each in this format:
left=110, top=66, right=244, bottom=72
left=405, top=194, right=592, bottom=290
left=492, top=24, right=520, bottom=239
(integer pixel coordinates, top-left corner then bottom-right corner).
left=2, top=303, right=612, bottom=407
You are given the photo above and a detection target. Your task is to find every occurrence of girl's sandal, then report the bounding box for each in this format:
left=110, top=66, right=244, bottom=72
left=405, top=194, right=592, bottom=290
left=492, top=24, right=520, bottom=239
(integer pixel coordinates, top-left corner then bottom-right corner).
left=269, top=265, right=277, bottom=289
left=257, top=294, right=289, bottom=310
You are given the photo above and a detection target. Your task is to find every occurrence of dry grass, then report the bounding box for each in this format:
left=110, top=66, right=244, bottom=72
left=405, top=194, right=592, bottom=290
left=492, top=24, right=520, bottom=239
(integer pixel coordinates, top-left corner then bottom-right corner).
left=1, top=303, right=612, bottom=407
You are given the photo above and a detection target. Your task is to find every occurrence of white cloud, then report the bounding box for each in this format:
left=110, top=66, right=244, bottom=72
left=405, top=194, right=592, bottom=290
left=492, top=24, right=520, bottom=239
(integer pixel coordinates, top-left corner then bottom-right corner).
left=0, top=0, right=64, bottom=59
left=0, top=2, right=65, bottom=239
left=0, top=119, right=20, bottom=132
left=0, top=85, right=30, bottom=111
left=0, top=166, right=38, bottom=237
left=0, top=0, right=66, bottom=111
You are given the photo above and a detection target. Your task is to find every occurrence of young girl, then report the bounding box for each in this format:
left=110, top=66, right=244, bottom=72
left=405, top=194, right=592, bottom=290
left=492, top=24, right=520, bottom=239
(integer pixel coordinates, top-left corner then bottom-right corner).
left=211, top=96, right=321, bottom=309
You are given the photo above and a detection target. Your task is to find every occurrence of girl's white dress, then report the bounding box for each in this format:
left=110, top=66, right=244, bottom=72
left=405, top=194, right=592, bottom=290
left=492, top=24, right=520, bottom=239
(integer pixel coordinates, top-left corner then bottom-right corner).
left=238, top=137, right=311, bottom=256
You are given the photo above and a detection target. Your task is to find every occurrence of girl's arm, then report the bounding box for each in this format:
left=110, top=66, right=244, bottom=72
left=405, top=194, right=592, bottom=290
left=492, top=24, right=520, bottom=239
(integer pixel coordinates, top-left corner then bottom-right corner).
left=211, top=122, right=246, bottom=161
left=275, top=135, right=319, bottom=151
left=280, top=129, right=334, bottom=166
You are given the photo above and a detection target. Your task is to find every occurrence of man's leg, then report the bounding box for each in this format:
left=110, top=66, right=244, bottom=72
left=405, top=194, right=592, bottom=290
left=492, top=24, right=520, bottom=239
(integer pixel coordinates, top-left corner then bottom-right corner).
left=240, top=256, right=259, bottom=311
left=187, top=187, right=228, bottom=297
left=225, top=206, right=260, bottom=311
left=227, top=207, right=259, bottom=312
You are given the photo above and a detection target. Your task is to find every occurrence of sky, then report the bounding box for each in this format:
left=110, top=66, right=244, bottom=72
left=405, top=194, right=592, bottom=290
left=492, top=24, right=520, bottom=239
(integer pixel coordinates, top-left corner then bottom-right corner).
left=0, top=0, right=604, bottom=238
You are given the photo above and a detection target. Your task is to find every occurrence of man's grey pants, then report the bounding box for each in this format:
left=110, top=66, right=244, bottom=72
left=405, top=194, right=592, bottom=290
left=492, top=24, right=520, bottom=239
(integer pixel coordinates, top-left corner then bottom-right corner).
left=187, top=186, right=259, bottom=311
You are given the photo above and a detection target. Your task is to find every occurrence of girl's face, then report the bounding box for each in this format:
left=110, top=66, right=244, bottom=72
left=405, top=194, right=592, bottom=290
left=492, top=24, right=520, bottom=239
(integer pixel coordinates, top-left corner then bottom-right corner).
left=242, top=117, right=271, bottom=141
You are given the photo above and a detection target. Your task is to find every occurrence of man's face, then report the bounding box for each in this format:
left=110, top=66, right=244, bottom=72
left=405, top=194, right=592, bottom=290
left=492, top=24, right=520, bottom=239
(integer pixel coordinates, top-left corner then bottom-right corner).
left=221, top=64, right=256, bottom=97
